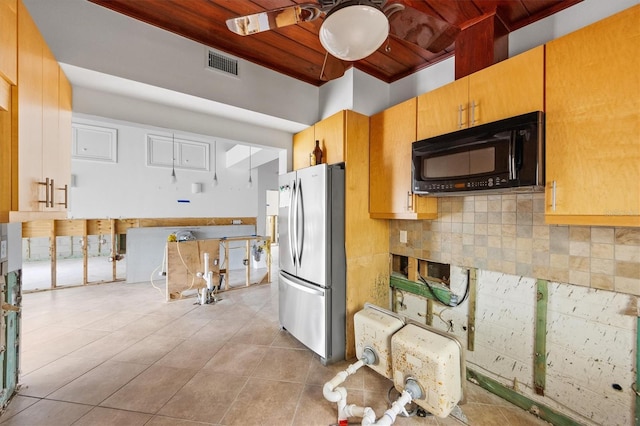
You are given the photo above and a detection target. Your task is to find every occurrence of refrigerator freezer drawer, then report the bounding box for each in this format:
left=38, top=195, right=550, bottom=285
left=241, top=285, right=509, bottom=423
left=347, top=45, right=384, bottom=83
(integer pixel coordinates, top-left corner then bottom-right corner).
left=279, top=272, right=328, bottom=359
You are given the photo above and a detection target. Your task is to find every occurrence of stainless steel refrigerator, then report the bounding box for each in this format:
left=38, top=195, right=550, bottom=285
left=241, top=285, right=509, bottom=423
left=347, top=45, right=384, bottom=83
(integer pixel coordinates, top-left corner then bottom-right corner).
left=278, top=163, right=345, bottom=365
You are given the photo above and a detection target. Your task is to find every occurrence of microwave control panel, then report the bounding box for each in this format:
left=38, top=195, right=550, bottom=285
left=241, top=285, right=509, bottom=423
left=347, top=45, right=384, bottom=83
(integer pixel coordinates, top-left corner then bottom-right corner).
left=415, top=175, right=511, bottom=193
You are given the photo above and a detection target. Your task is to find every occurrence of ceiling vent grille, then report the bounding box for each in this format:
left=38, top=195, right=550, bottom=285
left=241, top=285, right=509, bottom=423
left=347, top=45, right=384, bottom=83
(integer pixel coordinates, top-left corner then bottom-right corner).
left=207, top=49, right=239, bottom=76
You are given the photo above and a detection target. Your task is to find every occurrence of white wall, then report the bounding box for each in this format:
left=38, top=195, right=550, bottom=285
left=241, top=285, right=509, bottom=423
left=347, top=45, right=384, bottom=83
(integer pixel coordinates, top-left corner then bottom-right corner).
left=318, top=69, right=355, bottom=120
left=69, top=115, right=283, bottom=219
left=71, top=87, right=295, bottom=151
left=257, top=159, right=279, bottom=237
left=23, top=0, right=320, bottom=127
left=509, top=0, right=638, bottom=56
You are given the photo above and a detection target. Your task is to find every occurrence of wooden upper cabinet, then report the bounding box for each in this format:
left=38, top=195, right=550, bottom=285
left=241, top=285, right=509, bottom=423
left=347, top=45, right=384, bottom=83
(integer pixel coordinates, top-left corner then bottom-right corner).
left=417, top=78, right=468, bottom=139
left=545, top=5, right=639, bottom=227
left=56, top=68, right=72, bottom=210
left=0, top=89, right=10, bottom=220
left=15, top=0, right=44, bottom=213
left=292, top=124, right=313, bottom=171
left=314, top=111, right=344, bottom=165
left=370, top=98, right=437, bottom=219
left=0, top=0, right=17, bottom=85
left=4, top=0, right=71, bottom=220
left=417, top=46, right=544, bottom=140
left=292, top=110, right=346, bottom=171
left=468, top=45, right=544, bottom=125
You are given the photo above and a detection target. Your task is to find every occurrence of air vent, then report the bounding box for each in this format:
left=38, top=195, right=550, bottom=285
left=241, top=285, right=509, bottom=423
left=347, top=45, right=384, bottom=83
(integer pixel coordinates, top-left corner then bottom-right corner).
left=206, top=49, right=239, bottom=76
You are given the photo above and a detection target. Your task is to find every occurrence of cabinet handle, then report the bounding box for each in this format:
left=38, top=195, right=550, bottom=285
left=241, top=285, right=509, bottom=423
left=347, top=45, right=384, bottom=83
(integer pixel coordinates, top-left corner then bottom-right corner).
left=471, top=100, right=477, bottom=126
left=407, top=191, right=413, bottom=211
left=49, top=179, right=55, bottom=208
left=457, top=104, right=464, bottom=129
left=38, top=178, right=51, bottom=207
left=551, top=180, right=557, bottom=212
left=56, top=184, right=68, bottom=208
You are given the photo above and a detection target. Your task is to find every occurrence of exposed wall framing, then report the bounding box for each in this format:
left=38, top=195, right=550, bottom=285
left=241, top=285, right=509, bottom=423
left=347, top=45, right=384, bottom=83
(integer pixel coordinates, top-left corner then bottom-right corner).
left=21, top=217, right=257, bottom=289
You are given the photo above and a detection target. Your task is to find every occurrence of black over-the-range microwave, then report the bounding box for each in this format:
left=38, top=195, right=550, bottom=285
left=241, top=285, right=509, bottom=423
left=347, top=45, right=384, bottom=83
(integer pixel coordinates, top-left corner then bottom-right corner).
left=412, top=111, right=545, bottom=195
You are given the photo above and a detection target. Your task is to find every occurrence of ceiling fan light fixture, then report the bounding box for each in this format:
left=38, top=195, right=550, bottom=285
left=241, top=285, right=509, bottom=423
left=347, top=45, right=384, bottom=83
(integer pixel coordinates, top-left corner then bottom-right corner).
left=319, top=0, right=388, bottom=61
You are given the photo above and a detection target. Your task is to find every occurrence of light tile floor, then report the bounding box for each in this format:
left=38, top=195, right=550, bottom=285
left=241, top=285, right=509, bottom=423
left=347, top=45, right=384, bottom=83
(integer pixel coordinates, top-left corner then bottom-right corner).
left=1, top=249, right=550, bottom=425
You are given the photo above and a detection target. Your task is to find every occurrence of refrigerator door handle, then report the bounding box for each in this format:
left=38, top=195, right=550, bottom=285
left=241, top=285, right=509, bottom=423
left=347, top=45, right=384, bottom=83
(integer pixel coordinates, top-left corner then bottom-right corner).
left=297, top=178, right=304, bottom=265
left=283, top=275, right=325, bottom=297
left=289, top=180, right=297, bottom=266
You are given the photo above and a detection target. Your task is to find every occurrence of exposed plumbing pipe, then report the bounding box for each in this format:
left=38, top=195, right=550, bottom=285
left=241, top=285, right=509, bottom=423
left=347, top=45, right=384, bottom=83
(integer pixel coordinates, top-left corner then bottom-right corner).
left=361, top=379, right=424, bottom=426
left=361, top=390, right=412, bottom=426
left=196, top=252, right=216, bottom=305
left=323, top=348, right=378, bottom=425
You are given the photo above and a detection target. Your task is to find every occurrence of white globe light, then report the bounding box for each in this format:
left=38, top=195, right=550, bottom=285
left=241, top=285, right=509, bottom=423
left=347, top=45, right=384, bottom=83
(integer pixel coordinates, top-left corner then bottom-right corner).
left=320, top=2, right=389, bottom=61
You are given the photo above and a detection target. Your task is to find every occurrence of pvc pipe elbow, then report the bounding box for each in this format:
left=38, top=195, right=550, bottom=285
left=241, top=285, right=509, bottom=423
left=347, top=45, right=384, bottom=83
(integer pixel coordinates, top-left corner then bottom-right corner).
left=361, top=406, right=377, bottom=426
left=323, top=382, right=347, bottom=403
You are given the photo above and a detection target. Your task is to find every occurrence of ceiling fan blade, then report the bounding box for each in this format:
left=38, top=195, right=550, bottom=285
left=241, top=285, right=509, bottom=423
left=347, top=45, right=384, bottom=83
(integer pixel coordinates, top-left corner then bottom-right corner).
left=226, top=4, right=322, bottom=36
left=320, top=51, right=346, bottom=82
left=388, top=5, right=460, bottom=53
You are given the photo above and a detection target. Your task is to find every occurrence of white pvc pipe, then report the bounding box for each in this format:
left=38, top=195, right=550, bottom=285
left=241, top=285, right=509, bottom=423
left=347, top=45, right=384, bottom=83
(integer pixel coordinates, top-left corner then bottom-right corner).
left=361, top=390, right=413, bottom=426
left=323, top=359, right=368, bottom=424
left=197, top=252, right=215, bottom=304
left=342, top=404, right=368, bottom=419
left=323, top=371, right=348, bottom=402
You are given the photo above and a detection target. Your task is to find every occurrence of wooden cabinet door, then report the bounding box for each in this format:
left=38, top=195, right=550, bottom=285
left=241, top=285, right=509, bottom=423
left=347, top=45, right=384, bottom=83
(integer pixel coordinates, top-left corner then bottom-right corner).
left=314, top=110, right=344, bottom=165
left=0, top=86, right=10, bottom=219
left=545, top=5, right=639, bottom=226
left=0, top=0, right=17, bottom=85
left=52, top=67, right=72, bottom=211
left=292, top=111, right=345, bottom=170
left=16, top=0, right=43, bottom=212
left=370, top=98, right=436, bottom=219
left=469, top=45, right=544, bottom=126
left=292, top=125, right=314, bottom=170
left=42, top=45, right=61, bottom=209
left=417, top=77, right=468, bottom=139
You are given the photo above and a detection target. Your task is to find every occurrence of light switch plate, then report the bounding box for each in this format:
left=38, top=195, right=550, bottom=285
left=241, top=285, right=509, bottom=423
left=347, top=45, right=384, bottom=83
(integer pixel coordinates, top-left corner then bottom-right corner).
left=399, top=230, right=407, bottom=244
left=0, top=240, right=6, bottom=260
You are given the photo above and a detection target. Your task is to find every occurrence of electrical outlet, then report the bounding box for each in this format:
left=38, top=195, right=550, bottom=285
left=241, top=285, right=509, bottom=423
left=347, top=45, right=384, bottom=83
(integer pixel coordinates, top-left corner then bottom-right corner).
left=399, top=230, right=407, bottom=244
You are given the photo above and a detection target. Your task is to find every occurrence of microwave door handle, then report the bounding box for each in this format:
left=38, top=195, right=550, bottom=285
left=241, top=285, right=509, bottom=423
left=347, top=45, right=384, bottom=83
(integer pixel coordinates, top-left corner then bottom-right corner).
left=508, top=131, right=517, bottom=180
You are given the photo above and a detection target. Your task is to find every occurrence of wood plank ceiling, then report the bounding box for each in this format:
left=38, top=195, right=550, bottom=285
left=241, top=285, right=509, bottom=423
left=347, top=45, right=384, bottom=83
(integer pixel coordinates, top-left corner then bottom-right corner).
left=88, top=0, right=582, bottom=86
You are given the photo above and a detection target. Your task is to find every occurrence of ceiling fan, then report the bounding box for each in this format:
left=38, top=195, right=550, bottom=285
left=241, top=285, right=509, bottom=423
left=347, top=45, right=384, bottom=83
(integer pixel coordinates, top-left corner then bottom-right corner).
left=226, top=0, right=460, bottom=81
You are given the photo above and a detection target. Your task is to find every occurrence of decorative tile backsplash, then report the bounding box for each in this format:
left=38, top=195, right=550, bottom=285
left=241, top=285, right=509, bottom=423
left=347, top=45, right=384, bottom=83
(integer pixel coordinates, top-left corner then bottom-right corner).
left=389, top=193, right=640, bottom=295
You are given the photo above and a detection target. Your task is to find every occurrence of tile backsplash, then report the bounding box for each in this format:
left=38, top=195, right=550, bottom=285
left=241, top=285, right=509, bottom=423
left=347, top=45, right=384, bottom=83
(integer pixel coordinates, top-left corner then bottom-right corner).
left=389, top=193, right=640, bottom=295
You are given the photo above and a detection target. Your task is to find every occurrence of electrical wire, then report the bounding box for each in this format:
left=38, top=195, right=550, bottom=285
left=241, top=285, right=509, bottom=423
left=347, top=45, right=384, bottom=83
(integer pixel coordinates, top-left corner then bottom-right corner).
left=175, top=240, right=197, bottom=291
left=455, top=270, right=471, bottom=306
left=149, top=249, right=168, bottom=298
left=418, top=271, right=452, bottom=306
left=418, top=269, right=470, bottom=308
